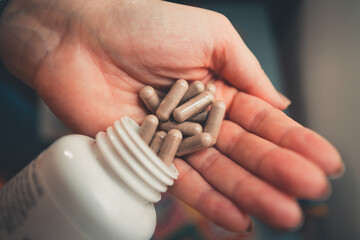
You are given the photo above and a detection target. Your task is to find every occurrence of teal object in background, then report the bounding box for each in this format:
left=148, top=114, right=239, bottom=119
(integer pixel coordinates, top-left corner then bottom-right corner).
left=0, top=62, right=49, bottom=176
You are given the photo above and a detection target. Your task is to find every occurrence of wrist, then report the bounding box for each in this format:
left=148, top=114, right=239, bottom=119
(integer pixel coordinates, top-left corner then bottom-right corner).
left=0, top=0, right=71, bottom=88
left=0, top=0, right=42, bottom=87
left=0, top=0, right=115, bottom=89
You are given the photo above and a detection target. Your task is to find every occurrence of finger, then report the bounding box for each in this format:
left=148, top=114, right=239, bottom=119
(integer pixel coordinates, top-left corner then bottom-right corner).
left=228, top=92, right=344, bottom=177
left=168, top=158, right=251, bottom=232
left=210, top=15, right=290, bottom=110
left=185, top=148, right=302, bottom=229
left=217, top=120, right=329, bottom=199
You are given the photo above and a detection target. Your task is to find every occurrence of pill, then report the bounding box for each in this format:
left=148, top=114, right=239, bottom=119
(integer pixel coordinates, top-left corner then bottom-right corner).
left=149, top=131, right=167, bottom=155
left=138, top=114, right=159, bottom=145
left=156, top=79, right=188, bottom=121
left=176, top=133, right=213, bottom=156
left=139, top=86, right=161, bottom=113
left=204, top=101, right=226, bottom=145
left=159, top=121, right=203, bottom=136
left=205, top=83, right=216, bottom=95
left=158, top=129, right=182, bottom=166
left=180, top=81, right=205, bottom=104
left=173, top=91, right=214, bottom=122
left=188, top=110, right=209, bottom=123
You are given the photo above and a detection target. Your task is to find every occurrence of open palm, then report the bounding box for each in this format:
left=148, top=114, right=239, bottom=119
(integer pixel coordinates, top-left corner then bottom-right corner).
left=0, top=0, right=343, bottom=233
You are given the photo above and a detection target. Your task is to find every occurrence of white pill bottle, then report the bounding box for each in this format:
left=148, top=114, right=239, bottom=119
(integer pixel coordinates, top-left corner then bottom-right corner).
left=0, top=117, right=178, bottom=240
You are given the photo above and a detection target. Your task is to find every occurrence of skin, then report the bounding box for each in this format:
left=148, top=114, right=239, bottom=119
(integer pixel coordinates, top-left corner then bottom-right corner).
left=0, top=0, right=344, bottom=233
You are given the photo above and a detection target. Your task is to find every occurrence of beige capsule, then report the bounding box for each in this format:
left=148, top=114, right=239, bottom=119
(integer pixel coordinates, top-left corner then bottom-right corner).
left=159, top=121, right=203, bottom=137
left=205, top=83, right=216, bottom=95
left=156, top=79, right=189, bottom=121
left=180, top=81, right=205, bottom=104
left=138, top=114, right=159, bottom=145
left=158, top=129, right=182, bottom=166
left=149, top=131, right=167, bottom=155
left=204, top=101, right=226, bottom=145
left=139, top=86, right=161, bottom=113
left=188, top=110, right=209, bottom=124
left=173, top=91, right=214, bottom=122
left=176, top=133, right=213, bottom=156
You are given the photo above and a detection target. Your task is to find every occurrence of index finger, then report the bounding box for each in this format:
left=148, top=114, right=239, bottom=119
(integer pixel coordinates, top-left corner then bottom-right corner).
left=209, top=15, right=290, bottom=109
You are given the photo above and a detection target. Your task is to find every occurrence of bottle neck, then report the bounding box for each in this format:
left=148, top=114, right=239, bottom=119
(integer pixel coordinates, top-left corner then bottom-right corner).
left=94, top=117, right=178, bottom=203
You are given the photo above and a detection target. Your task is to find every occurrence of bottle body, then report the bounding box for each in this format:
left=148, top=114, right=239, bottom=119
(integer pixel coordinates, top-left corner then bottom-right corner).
left=0, top=117, right=178, bottom=240
left=0, top=155, right=86, bottom=239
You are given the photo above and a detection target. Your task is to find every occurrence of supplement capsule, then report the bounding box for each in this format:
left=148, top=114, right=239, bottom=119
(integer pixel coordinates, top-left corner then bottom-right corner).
left=176, top=133, right=213, bottom=156
left=138, top=114, right=159, bottom=145
left=173, top=91, right=214, bottom=122
left=204, top=101, right=226, bottom=145
left=158, top=129, right=182, bottom=166
left=156, top=79, right=188, bottom=121
left=159, top=121, right=203, bottom=137
left=188, top=110, right=209, bottom=124
left=139, top=86, right=161, bottom=113
left=149, top=131, right=167, bottom=155
left=180, top=81, right=205, bottom=104
left=205, top=83, right=216, bottom=95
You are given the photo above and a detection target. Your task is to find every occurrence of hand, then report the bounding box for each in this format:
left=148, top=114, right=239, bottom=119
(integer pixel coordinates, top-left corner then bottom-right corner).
left=0, top=0, right=343, bottom=233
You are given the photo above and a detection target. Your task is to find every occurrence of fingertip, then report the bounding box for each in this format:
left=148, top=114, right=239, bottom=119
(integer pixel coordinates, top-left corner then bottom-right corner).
left=309, top=175, right=332, bottom=201
left=277, top=91, right=292, bottom=110
left=325, top=148, right=344, bottom=179
left=304, top=168, right=331, bottom=200
left=262, top=196, right=303, bottom=230
left=243, top=220, right=255, bottom=236
left=210, top=199, right=251, bottom=233
left=317, top=140, right=344, bottom=177
left=262, top=89, right=291, bottom=110
left=329, top=160, right=345, bottom=179
left=288, top=212, right=305, bottom=232
left=279, top=200, right=303, bottom=230
left=295, top=159, right=331, bottom=200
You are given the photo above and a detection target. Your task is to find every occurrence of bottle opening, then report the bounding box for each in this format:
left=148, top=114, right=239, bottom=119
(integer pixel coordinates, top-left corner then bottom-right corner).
left=95, top=117, right=178, bottom=203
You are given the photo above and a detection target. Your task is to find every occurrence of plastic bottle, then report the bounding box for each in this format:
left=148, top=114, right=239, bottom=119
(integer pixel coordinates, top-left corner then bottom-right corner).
left=0, top=117, right=178, bottom=240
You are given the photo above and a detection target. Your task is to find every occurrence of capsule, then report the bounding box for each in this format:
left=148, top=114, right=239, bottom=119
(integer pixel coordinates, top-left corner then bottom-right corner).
left=156, top=79, right=188, bottom=121
left=176, top=133, right=213, bottom=156
left=159, top=121, right=203, bottom=137
left=158, top=129, right=182, bottom=166
left=139, top=86, right=161, bottom=113
left=204, top=101, right=226, bottom=145
left=180, top=81, right=205, bottom=104
left=138, top=115, right=159, bottom=145
left=173, top=91, right=214, bottom=122
left=188, top=110, right=209, bottom=124
left=149, top=131, right=167, bottom=155
left=205, top=83, right=216, bottom=95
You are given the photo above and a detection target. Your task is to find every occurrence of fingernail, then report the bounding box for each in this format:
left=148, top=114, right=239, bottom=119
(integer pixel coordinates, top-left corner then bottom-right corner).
left=278, top=91, right=292, bottom=108
left=242, top=220, right=255, bottom=236
left=329, top=161, right=346, bottom=180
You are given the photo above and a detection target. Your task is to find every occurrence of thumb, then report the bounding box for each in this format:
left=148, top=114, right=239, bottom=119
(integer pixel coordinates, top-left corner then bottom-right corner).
left=210, top=15, right=291, bottom=110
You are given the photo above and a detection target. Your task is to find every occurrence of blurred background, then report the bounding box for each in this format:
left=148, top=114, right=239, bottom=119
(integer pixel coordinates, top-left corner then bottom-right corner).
left=0, top=0, right=359, bottom=239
